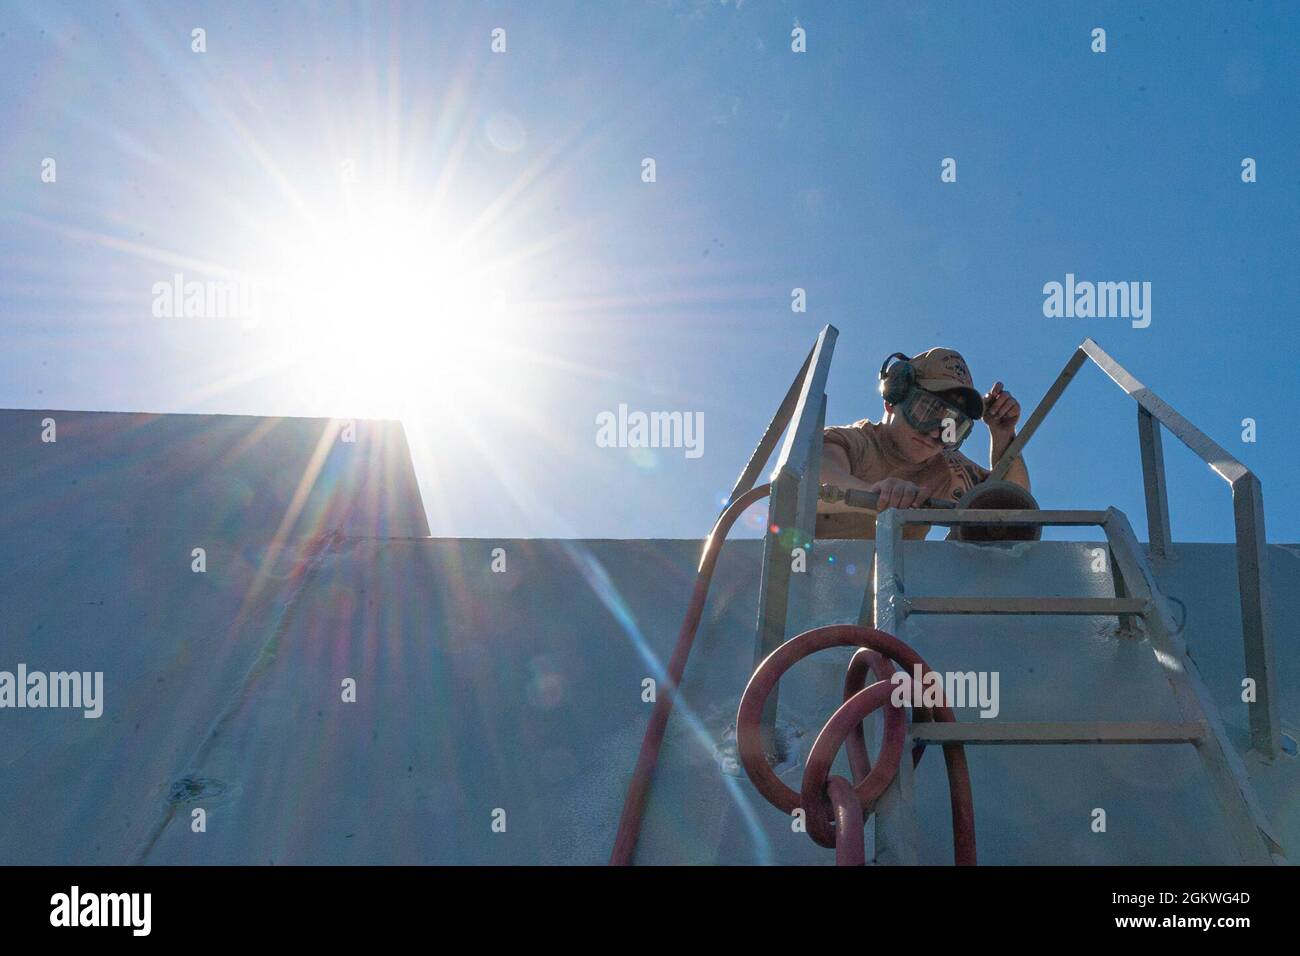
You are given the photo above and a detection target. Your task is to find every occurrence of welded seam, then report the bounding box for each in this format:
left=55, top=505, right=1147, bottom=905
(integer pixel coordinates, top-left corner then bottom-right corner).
left=130, top=532, right=346, bottom=864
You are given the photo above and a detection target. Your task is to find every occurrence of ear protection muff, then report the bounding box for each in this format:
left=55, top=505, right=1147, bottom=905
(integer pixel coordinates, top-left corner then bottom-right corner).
left=878, top=352, right=915, bottom=406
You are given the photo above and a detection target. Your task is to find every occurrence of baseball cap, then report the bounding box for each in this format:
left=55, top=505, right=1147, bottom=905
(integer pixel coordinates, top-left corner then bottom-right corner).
left=909, top=347, right=984, bottom=420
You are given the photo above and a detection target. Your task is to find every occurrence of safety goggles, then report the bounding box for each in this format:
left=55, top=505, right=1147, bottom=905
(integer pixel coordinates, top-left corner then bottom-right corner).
left=898, top=387, right=974, bottom=447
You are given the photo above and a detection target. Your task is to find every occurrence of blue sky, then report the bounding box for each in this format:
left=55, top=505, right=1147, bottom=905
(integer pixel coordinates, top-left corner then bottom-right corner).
left=2, top=1, right=1297, bottom=542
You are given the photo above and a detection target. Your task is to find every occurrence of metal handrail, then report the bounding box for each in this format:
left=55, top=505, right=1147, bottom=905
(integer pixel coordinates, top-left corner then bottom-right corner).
left=741, top=332, right=1276, bottom=758
left=992, top=337, right=1277, bottom=758
left=610, top=325, right=839, bottom=864
left=737, top=325, right=837, bottom=744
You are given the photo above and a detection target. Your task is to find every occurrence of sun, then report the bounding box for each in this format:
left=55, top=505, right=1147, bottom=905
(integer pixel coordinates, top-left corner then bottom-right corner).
left=252, top=192, right=528, bottom=420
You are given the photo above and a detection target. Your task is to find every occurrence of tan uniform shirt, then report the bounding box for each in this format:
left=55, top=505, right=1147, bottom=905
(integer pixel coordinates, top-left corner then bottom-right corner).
left=816, top=419, right=990, bottom=539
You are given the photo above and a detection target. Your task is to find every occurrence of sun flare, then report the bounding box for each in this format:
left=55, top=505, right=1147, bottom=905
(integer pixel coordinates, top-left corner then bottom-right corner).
left=251, top=194, right=527, bottom=419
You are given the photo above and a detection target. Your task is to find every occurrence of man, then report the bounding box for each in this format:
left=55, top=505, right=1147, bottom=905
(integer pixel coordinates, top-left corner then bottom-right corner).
left=816, top=347, right=1030, bottom=539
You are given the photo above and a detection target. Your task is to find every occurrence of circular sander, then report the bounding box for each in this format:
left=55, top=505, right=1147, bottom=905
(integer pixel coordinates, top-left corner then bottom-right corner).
left=951, top=480, right=1042, bottom=542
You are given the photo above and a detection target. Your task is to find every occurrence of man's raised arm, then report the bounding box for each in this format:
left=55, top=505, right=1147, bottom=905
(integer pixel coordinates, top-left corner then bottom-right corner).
left=983, top=381, right=1030, bottom=491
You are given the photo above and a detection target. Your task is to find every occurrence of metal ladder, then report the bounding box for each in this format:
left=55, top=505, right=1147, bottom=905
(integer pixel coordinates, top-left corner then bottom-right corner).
left=861, top=504, right=1285, bottom=866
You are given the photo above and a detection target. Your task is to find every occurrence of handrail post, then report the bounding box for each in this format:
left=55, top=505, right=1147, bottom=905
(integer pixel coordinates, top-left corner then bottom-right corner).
left=1080, top=338, right=1279, bottom=758
left=1231, top=473, right=1278, bottom=759
left=753, top=468, right=799, bottom=754
left=751, top=325, right=837, bottom=753
left=871, top=508, right=919, bottom=864
left=1136, top=406, right=1172, bottom=557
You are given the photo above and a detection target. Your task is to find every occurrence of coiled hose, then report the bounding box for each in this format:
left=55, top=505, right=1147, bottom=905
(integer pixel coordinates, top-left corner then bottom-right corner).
left=609, top=486, right=977, bottom=865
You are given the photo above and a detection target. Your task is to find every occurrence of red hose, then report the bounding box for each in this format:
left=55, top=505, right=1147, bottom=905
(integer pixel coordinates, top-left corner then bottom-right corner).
left=828, top=775, right=866, bottom=866
left=737, top=624, right=977, bottom=865
left=609, top=483, right=772, bottom=866
left=610, top=495, right=977, bottom=866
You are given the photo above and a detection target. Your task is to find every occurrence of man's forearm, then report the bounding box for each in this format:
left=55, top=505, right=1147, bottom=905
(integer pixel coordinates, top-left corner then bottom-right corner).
left=990, top=433, right=1030, bottom=491
left=818, top=448, right=879, bottom=513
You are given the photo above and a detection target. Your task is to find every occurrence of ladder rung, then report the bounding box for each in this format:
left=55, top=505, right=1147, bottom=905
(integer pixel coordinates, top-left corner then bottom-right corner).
left=911, top=721, right=1206, bottom=745
left=896, top=508, right=1110, bottom=526
left=907, top=596, right=1147, bottom=616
